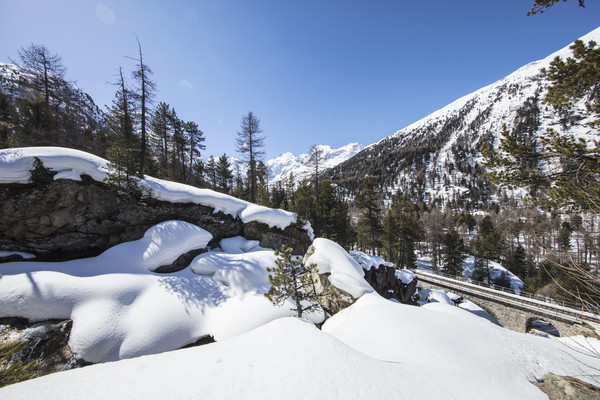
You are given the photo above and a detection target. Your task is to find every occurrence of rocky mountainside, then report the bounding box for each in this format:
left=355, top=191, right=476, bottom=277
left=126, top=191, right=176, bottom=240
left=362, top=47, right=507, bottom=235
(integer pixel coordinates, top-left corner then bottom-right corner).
left=325, top=28, right=600, bottom=207
left=0, top=62, right=105, bottom=135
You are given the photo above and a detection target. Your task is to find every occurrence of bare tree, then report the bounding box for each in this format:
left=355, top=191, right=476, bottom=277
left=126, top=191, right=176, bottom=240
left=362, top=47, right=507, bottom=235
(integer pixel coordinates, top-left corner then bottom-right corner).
left=130, top=36, right=156, bottom=178
left=17, top=44, right=66, bottom=105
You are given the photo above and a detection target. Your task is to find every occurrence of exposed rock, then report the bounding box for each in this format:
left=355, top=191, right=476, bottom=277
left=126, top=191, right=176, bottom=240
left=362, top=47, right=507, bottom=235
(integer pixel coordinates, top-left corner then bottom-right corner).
left=0, top=177, right=311, bottom=262
left=534, top=373, right=600, bottom=400
left=564, top=324, right=600, bottom=340
left=312, top=272, right=357, bottom=316
left=0, top=318, right=84, bottom=388
left=362, top=266, right=418, bottom=304
left=153, top=248, right=208, bottom=273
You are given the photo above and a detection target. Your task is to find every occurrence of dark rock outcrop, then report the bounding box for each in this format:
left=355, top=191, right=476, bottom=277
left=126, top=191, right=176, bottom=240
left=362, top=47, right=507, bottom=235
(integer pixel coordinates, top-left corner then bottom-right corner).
left=0, top=318, right=84, bottom=388
left=0, top=176, right=311, bottom=262
left=362, top=266, right=418, bottom=304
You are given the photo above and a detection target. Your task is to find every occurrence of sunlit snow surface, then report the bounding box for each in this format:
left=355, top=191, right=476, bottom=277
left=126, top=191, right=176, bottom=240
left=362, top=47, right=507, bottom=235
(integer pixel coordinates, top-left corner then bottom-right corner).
left=2, top=295, right=600, bottom=399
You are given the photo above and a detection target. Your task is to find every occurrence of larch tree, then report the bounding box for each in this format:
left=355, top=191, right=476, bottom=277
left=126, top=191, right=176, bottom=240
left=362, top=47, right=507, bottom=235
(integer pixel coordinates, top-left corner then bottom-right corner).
left=130, top=36, right=156, bottom=178
left=17, top=44, right=66, bottom=105
left=236, top=111, right=265, bottom=203
left=265, top=245, right=321, bottom=318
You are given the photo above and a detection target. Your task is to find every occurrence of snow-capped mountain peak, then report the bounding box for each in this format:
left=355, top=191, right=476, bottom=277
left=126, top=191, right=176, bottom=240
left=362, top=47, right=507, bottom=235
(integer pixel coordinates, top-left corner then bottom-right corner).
left=266, top=142, right=364, bottom=183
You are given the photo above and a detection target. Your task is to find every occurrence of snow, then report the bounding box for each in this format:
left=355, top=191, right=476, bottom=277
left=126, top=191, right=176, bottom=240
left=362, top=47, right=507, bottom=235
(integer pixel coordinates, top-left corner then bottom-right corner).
left=0, top=251, right=35, bottom=259
left=266, top=142, right=364, bottom=184
left=0, top=146, right=302, bottom=231
left=305, top=238, right=374, bottom=298
left=350, top=250, right=395, bottom=270
left=4, top=295, right=600, bottom=399
left=323, top=292, right=600, bottom=399
left=0, top=223, right=322, bottom=363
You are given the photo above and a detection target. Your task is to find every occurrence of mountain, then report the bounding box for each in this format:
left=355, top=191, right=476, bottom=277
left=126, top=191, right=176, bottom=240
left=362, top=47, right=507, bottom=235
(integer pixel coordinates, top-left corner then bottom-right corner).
left=326, top=27, right=600, bottom=207
left=0, top=62, right=105, bottom=133
left=266, top=142, right=363, bottom=184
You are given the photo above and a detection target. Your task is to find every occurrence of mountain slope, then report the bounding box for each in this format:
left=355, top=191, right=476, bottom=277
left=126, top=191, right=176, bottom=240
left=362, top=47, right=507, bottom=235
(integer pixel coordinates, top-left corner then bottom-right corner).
left=266, top=142, right=363, bottom=184
left=326, top=27, right=600, bottom=206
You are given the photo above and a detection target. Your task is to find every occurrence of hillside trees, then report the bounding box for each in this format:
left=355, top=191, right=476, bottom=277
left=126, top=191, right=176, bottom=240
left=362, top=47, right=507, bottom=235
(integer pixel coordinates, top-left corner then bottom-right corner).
left=484, top=39, right=600, bottom=310
left=236, top=111, right=265, bottom=203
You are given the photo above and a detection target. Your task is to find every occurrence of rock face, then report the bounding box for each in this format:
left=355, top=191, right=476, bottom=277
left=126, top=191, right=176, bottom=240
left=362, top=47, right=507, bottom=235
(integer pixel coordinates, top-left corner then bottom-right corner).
left=362, top=266, right=418, bottom=304
left=534, top=373, right=600, bottom=400
left=0, top=176, right=312, bottom=262
left=0, top=318, right=83, bottom=388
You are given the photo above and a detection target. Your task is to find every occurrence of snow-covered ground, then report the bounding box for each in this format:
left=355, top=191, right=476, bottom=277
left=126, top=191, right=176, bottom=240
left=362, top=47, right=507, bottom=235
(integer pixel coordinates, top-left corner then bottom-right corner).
left=2, top=292, right=599, bottom=399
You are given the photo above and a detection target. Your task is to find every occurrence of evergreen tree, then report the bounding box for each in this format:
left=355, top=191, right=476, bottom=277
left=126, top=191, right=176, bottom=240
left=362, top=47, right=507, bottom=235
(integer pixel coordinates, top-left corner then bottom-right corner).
left=236, top=111, right=265, bottom=203
left=527, top=0, right=585, bottom=16
left=216, top=154, right=233, bottom=193
left=150, top=102, right=172, bottom=175
left=442, top=229, right=466, bottom=276
left=265, top=245, right=321, bottom=318
left=356, top=177, right=382, bottom=254
left=205, top=156, right=217, bottom=190
left=105, top=67, right=139, bottom=178
left=184, top=121, right=205, bottom=185
left=0, top=88, right=16, bottom=146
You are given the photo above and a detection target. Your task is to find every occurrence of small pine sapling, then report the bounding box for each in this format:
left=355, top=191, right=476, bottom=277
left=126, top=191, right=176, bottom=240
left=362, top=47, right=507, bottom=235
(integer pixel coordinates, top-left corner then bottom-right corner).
left=265, top=245, right=321, bottom=318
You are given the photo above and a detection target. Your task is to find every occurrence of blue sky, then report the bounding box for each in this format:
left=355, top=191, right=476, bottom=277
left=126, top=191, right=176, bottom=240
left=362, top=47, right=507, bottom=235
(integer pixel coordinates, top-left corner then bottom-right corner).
left=1, top=0, right=599, bottom=160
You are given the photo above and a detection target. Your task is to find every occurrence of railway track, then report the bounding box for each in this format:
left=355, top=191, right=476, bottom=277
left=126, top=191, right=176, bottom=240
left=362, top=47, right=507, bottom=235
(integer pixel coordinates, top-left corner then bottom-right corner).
left=415, top=270, right=600, bottom=325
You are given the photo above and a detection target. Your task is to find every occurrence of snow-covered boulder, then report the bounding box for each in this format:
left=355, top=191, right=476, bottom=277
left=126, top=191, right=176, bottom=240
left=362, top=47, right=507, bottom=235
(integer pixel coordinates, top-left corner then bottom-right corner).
left=0, top=147, right=312, bottom=261
left=350, top=250, right=417, bottom=304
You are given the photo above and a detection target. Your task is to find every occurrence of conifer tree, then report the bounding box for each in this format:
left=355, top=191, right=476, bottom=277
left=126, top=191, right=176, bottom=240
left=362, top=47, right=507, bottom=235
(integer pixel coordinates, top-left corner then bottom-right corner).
left=236, top=111, right=265, bottom=203
left=205, top=156, right=217, bottom=190
left=184, top=121, right=205, bottom=185
left=442, top=229, right=466, bottom=276
left=265, top=245, right=321, bottom=318
left=356, top=177, right=383, bottom=254
left=150, top=102, right=172, bottom=174
left=17, top=44, right=66, bottom=105
left=130, top=37, right=156, bottom=177
left=216, top=154, right=233, bottom=193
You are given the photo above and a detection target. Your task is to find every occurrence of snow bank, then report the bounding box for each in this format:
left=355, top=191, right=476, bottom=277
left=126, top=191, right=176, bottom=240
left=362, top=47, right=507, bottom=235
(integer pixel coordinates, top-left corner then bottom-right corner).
left=0, top=147, right=301, bottom=231
left=305, top=238, right=374, bottom=298
left=324, top=293, right=600, bottom=399
left=0, top=225, right=319, bottom=363
left=0, top=318, right=527, bottom=400
left=350, top=250, right=394, bottom=270
left=0, top=147, right=109, bottom=183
